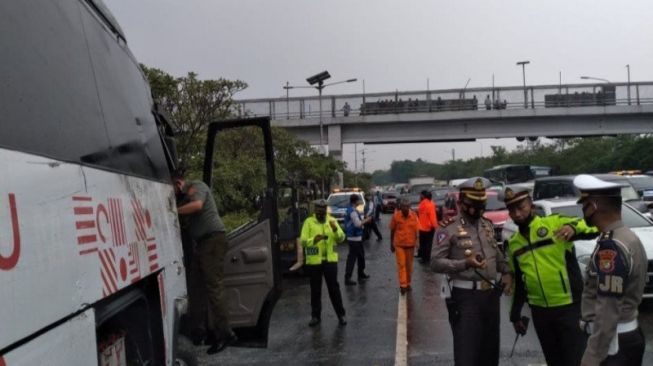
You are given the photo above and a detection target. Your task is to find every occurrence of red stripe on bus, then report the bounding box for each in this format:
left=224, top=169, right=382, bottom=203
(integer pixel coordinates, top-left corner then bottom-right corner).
left=76, top=220, right=95, bottom=229
left=100, top=269, right=113, bottom=295
left=72, top=196, right=92, bottom=201
left=79, top=248, right=98, bottom=255
left=99, top=250, right=118, bottom=287
left=77, top=235, right=97, bottom=244
left=74, top=207, right=93, bottom=215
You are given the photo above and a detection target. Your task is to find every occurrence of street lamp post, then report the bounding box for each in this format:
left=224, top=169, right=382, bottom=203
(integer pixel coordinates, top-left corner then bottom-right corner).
left=516, top=61, right=530, bottom=108
left=285, top=73, right=357, bottom=155
left=284, top=81, right=290, bottom=119
left=626, top=64, right=631, bottom=105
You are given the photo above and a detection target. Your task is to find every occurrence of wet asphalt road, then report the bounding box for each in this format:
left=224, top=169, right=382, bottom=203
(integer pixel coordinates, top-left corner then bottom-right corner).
left=199, top=213, right=653, bottom=365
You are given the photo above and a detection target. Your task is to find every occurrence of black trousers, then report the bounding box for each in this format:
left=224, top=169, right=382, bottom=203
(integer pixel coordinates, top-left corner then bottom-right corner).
left=364, top=220, right=382, bottom=241
left=418, top=230, right=435, bottom=261
left=531, top=303, right=587, bottom=366
left=448, top=288, right=500, bottom=366
left=345, top=240, right=366, bottom=279
left=307, top=262, right=345, bottom=319
left=601, top=327, right=645, bottom=366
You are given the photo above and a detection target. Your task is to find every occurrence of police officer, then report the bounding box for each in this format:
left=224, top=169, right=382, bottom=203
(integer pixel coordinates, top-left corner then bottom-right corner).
left=300, top=199, right=347, bottom=327
left=502, top=186, right=598, bottom=366
left=574, top=175, right=647, bottom=365
left=432, top=177, right=512, bottom=366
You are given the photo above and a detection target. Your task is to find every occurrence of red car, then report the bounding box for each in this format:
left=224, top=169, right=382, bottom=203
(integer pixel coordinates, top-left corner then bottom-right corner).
left=441, top=191, right=509, bottom=242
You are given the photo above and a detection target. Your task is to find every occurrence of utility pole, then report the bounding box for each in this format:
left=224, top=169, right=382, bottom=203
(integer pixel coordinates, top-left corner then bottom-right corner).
left=516, top=61, right=530, bottom=108
left=362, top=149, right=366, bottom=173
left=626, top=64, right=631, bottom=105
left=451, top=148, right=455, bottom=161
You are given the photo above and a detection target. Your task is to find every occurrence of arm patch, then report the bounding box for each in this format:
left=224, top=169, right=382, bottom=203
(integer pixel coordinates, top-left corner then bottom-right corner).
left=594, top=239, right=628, bottom=297
left=436, top=230, right=449, bottom=245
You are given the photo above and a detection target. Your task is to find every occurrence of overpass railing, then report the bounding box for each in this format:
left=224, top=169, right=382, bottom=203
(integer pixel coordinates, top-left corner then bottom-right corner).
left=234, top=82, right=653, bottom=120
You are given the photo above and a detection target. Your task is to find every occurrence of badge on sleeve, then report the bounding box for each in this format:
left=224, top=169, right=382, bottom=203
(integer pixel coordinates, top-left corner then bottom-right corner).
left=437, top=231, right=449, bottom=245
left=537, top=227, right=548, bottom=238
left=594, top=240, right=627, bottom=297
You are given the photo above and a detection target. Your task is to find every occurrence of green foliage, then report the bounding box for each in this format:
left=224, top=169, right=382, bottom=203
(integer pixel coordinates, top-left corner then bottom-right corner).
left=373, top=135, right=653, bottom=185
left=142, top=65, right=346, bottom=223
left=343, top=171, right=373, bottom=191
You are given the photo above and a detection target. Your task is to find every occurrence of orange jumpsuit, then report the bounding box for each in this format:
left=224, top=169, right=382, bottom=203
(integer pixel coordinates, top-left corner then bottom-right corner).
left=389, top=210, right=420, bottom=289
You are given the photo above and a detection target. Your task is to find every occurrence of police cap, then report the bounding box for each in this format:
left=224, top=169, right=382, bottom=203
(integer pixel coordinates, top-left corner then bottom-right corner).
left=458, top=177, right=490, bottom=202
left=573, top=174, right=622, bottom=204
left=314, top=199, right=328, bottom=208
left=501, top=186, right=531, bottom=206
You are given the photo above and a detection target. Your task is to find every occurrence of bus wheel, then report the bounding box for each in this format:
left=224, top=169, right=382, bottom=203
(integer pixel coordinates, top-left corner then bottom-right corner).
left=175, top=335, right=198, bottom=366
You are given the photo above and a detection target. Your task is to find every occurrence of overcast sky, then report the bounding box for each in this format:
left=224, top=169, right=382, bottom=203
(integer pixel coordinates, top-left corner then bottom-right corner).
left=103, top=0, right=653, bottom=173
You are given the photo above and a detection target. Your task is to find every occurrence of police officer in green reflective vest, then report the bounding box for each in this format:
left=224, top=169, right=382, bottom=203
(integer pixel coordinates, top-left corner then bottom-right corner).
left=502, top=186, right=598, bottom=366
left=300, top=199, right=348, bottom=327
left=574, top=175, right=648, bottom=366
left=432, top=177, right=513, bottom=366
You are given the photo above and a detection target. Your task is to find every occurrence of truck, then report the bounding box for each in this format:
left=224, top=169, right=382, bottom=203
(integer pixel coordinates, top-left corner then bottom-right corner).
left=0, top=2, right=280, bottom=365
left=408, top=176, right=436, bottom=194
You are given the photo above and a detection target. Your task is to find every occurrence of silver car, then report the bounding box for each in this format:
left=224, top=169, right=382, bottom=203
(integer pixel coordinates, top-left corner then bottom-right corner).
left=502, top=198, right=653, bottom=298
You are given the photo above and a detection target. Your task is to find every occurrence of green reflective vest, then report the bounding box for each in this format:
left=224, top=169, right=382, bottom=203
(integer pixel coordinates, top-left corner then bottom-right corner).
left=300, top=214, right=345, bottom=265
left=507, top=215, right=598, bottom=314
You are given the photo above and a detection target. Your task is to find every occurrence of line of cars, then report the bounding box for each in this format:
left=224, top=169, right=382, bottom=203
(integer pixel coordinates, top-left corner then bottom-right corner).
left=501, top=173, right=653, bottom=299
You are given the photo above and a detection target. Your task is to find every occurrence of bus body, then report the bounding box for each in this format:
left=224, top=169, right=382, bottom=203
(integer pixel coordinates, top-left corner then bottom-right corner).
left=483, top=164, right=535, bottom=184
left=1, top=1, right=279, bottom=365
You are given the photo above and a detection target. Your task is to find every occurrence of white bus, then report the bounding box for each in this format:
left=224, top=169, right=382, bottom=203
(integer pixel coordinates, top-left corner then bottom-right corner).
left=0, top=1, right=280, bottom=365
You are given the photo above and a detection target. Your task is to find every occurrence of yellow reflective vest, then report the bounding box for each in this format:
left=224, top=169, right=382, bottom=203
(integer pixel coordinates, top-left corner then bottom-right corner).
left=300, top=214, right=345, bottom=265
left=507, top=214, right=598, bottom=321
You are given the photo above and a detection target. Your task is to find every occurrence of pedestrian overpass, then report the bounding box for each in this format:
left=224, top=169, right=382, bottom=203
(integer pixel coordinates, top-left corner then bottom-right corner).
left=235, top=81, right=653, bottom=161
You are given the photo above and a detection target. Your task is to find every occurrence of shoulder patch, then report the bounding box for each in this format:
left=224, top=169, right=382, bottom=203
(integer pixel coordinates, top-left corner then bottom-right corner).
left=536, top=227, right=548, bottom=238
left=436, top=231, right=450, bottom=245
left=594, top=239, right=628, bottom=297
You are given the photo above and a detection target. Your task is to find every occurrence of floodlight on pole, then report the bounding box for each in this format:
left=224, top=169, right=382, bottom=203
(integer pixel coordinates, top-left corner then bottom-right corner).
left=580, top=76, right=611, bottom=83
left=284, top=73, right=357, bottom=155
left=516, top=61, right=530, bottom=108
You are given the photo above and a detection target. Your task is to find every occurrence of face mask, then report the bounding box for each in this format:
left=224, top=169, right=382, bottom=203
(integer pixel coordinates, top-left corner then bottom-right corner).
left=582, top=202, right=596, bottom=225
left=462, top=201, right=485, bottom=219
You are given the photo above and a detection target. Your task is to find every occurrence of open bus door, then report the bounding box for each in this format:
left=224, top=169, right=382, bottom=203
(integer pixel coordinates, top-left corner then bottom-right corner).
left=201, top=117, right=281, bottom=347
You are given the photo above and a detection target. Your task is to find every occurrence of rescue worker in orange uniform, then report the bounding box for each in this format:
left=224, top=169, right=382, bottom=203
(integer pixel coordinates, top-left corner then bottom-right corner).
left=390, top=198, right=420, bottom=294
left=417, top=190, right=439, bottom=264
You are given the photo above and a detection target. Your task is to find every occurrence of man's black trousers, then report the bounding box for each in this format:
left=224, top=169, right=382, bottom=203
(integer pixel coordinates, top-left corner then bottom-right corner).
left=345, top=240, right=366, bottom=279
left=448, top=287, right=500, bottom=366
left=307, top=262, right=345, bottom=319
left=531, top=302, right=587, bottom=366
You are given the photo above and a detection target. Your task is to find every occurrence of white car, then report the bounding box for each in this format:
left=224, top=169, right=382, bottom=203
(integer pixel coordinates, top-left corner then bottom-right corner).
left=501, top=198, right=653, bottom=298
left=326, top=191, right=365, bottom=227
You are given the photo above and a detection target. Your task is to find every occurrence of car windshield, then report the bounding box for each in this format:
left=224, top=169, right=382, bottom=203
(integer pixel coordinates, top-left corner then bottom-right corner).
left=485, top=195, right=506, bottom=211
left=550, top=203, right=652, bottom=228
left=327, top=195, right=352, bottom=208
left=431, top=189, right=450, bottom=199
left=382, top=193, right=397, bottom=199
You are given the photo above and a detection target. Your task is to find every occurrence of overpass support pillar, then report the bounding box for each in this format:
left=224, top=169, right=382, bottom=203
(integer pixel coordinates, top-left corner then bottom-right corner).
left=328, top=125, right=344, bottom=188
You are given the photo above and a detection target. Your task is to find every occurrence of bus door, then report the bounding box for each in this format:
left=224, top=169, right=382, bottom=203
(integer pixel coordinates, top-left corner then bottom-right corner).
left=202, top=117, right=281, bottom=347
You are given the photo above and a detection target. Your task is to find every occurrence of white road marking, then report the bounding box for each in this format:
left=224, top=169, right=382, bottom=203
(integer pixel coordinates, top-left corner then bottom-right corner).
left=394, top=294, right=408, bottom=366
